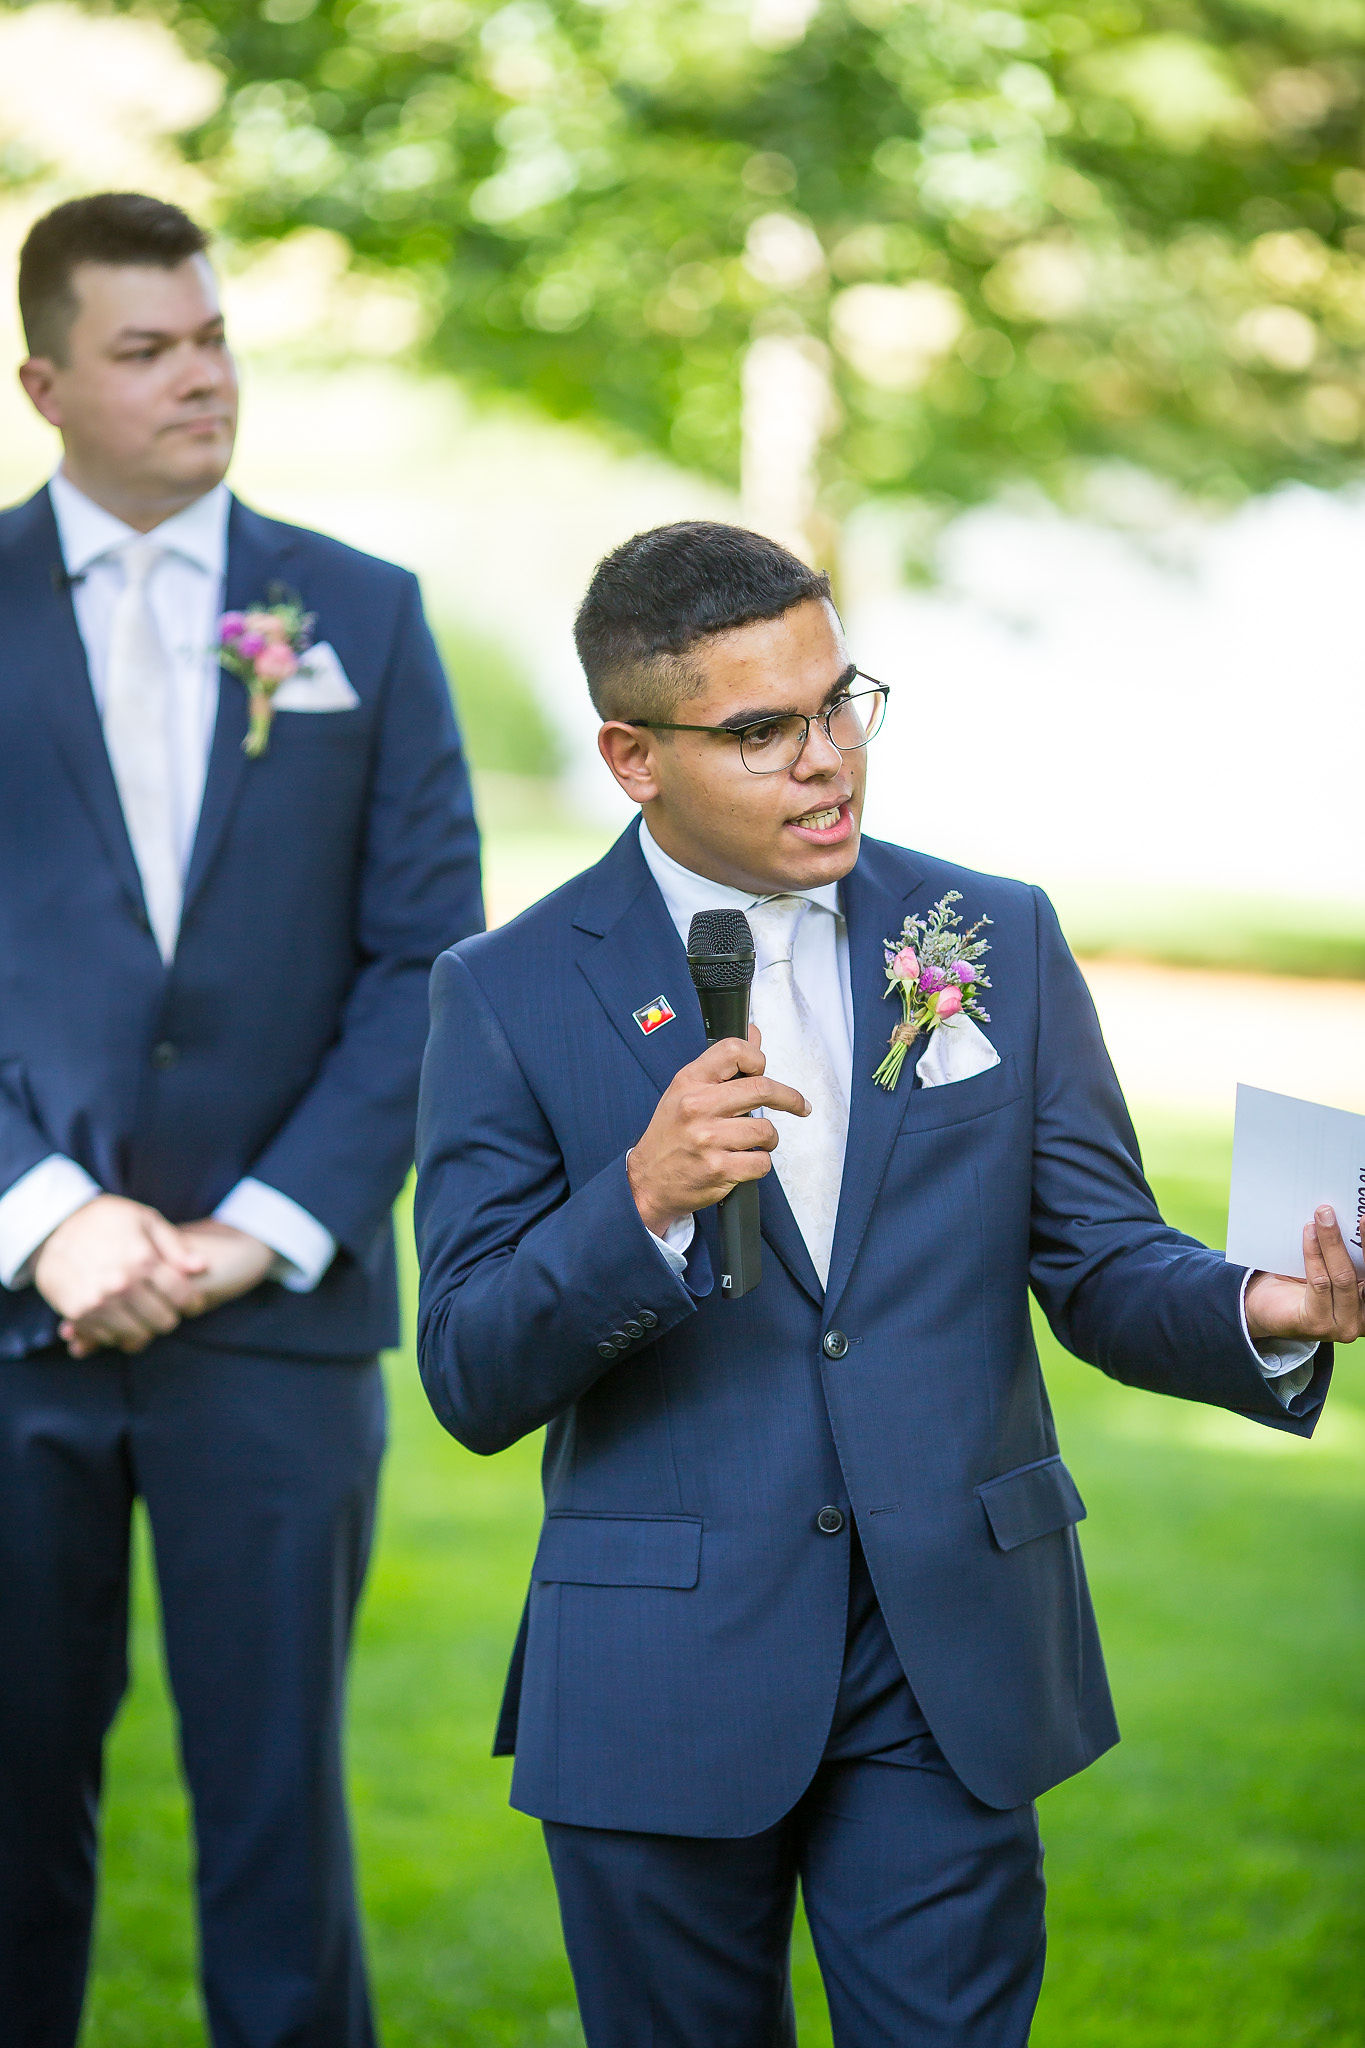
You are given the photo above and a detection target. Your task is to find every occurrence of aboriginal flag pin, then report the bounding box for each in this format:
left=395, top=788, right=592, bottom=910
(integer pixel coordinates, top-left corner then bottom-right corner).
left=633, top=994, right=676, bottom=1035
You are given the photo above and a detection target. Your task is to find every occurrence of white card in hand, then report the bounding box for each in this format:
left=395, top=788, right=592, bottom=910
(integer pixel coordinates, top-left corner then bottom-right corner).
left=1226, top=1083, right=1365, bottom=1280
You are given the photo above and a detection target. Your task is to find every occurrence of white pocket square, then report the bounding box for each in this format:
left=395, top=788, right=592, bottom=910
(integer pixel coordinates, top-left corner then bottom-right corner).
left=271, top=642, right=360, bottom=713
left=916, top=1013, right=1001, bottom=1089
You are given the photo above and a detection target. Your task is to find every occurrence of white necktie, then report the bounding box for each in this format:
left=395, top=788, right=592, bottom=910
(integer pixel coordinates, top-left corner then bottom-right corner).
left=102, top=542, right=181, bottom=961
left=745, top=895, right=849, bottom=1288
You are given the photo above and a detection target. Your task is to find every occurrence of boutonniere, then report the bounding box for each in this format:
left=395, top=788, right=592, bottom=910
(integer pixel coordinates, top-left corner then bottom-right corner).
left=216, top=599, right=315, bottom=757
left=873, top=891, right=992, bottom=1091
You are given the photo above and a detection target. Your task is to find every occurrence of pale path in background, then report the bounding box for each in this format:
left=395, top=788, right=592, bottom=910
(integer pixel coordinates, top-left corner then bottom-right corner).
left=1084, top=960, right=1365, bottom=1121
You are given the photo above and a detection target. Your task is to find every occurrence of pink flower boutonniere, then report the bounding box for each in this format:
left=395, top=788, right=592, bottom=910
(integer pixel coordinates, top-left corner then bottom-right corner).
left=874, top=891, right=993, bottom=1091
left=216, top=600, right=315, bottom=757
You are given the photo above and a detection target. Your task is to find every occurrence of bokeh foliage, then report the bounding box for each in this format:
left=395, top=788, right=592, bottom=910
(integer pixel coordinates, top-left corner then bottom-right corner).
left=437, top=620, right=564, bottom=777
left=138, top=0, right=1365, bottom=513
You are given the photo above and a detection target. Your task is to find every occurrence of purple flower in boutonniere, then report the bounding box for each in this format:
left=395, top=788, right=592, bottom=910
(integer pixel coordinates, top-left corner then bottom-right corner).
left=216, top=599, right=315, bottom=757
left=874, top=891, right=993, bottom=1091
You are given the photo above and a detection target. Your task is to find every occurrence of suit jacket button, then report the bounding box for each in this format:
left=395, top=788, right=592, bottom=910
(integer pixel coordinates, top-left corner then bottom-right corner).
left=622, top=1319, right=644, bottom=1340
left=596, top=1341, right=616, bottom=1360
left=816, top=1506, right=845, bottom=1535
left=151, top=1040, right=179, bottom=1071
left=638, top=1310, right=658, bottom=1330
left=822, top=1329, right=849, bottom=1359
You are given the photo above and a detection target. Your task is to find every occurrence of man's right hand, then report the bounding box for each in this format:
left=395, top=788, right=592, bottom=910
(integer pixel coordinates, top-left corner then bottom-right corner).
left=32, top=1195, right=209, bottom=1358
left=626, top=1028, right=809, bottom=1238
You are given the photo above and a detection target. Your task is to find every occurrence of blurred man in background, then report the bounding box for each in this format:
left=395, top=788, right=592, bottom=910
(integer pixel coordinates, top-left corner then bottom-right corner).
left=0, top=193, right=483, bottom=2048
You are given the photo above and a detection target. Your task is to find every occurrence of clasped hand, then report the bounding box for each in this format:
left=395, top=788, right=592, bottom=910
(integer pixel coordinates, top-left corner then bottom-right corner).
left=1245, top=1205, right=1365, bottom=1348
left=627, top=1027, right=809, bottom=1237
left=32, top=1196, right=277, bottom=1358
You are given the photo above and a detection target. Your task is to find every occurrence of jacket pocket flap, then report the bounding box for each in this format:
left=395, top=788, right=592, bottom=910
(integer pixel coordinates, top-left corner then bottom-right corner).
left=532, top=1513, right=702, bottom=1588
left=895, top=1053, right=1024, bottom=1136
left=975, top=1456, right=1086, bottom=1552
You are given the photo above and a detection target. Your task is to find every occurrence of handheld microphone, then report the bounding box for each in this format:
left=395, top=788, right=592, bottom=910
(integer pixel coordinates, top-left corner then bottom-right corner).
left=687, top=908, right=762, bottom=1301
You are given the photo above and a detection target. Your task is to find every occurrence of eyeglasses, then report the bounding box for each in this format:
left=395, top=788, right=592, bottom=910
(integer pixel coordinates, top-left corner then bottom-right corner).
left=622, top=674, right=890, bottom=776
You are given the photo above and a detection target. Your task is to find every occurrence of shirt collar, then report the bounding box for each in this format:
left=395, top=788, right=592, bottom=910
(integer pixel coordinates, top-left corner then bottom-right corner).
left=637, top=816, right=842, bottom=951
left=49, top=470, right=230, bottom=580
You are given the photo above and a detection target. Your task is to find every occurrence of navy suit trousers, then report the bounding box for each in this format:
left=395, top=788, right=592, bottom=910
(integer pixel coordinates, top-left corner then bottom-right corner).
left=544, top=1536, right=1046, bottom=2048
left=0, top=1341, right=384, bottom=2048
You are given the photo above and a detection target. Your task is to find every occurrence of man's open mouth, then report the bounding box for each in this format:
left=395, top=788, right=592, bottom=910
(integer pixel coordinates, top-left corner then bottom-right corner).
left=786, top=800, right=854, bottom=843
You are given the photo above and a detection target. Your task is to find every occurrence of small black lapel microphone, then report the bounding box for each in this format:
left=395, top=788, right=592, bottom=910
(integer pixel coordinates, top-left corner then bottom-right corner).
left=687, top=908, right=762, bottom=1301
left=50, top=563, right=88, bottom=595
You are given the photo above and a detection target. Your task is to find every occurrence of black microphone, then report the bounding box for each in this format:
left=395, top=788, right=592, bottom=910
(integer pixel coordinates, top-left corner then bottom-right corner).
left=687, top=908, right=762, bottom=1301
left=50, top=563, right=88, bottom=595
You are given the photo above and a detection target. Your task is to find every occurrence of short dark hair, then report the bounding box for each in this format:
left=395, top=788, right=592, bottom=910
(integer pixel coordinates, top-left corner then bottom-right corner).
left=18, top=192, right=210, bottom=363
left=574, top=521, right=832, bottom=721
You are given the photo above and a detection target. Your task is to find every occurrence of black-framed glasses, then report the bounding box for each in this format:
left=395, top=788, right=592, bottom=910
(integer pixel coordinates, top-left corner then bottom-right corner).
left=622, top=673, right=890, bottom=775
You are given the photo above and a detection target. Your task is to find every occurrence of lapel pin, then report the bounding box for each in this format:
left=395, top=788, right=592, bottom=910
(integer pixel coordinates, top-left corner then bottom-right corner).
left=633, top=994, right=676, bottom=1036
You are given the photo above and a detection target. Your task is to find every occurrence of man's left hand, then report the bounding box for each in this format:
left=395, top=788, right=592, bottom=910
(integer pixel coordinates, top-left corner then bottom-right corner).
left=1244, top=1205, right=1365, bottom=1346
left=170, top=1220, right=277, bottom=1313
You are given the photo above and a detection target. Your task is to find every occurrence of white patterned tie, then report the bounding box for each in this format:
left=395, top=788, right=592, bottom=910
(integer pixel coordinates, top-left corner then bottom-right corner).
left=102, top=542, right=181, bottom=961
left=745, top=895, right=849, bottom=1288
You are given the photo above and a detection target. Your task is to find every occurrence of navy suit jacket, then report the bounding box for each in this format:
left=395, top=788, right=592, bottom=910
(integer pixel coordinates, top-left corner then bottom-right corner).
left=415, top=823, right=1330, bottom=1827
left=0, top=487, right=483, bottom=1361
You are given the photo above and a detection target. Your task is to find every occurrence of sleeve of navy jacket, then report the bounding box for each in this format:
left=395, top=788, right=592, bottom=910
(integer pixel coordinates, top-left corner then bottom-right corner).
left=0, top=1065, right=66, bottom=1204
left=415, top=948, right=708, bottom=1456
left=239, top=573, right=483, bottom=1258
left=1025, top=887, right=1330, bottom=1435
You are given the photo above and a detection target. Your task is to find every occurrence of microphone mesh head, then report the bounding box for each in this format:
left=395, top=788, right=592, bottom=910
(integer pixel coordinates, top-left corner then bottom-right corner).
left=687, top=908, right=756, bottom=989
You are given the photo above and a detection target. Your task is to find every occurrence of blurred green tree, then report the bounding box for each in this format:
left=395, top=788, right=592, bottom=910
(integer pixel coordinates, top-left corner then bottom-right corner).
left=436, top=618, right=564, bottom=776
left=146, top=0, right=1365, bottom=535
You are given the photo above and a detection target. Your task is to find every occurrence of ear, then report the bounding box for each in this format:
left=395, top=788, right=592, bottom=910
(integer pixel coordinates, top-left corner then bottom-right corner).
left=598, top=721, right=663, bottom=804
left=18, top=358, right=62, bottom=428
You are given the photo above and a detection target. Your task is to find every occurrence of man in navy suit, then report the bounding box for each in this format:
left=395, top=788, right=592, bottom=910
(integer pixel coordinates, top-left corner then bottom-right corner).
left=0, top=194, right=482, bottom=2046
left=416, top=521, right=1360, bottom=2046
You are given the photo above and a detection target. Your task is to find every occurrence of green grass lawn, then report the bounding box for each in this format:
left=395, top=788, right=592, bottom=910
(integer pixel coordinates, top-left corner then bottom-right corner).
left=81, top=1118, right=1365, bottom=2048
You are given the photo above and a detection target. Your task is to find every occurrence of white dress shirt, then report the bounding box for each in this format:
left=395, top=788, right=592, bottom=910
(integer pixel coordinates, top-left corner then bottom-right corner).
left=636, top=818, right=1315, bottom=1400
left=0, top=473, right=335, bottom=1296
left=54, top=467, right=226, bottom=874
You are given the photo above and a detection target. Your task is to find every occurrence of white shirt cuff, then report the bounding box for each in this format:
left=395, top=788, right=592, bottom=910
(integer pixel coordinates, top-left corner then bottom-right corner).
left=0, top=1155, right=103, bottom=1289
left=624, top=1146, right=695, bottom=1277
left=213, top=1179, right=336, bottom=1294
left=648, top=1214, right=695, bottom=1278
left=1238, top=1270, right=1319, bottom=1404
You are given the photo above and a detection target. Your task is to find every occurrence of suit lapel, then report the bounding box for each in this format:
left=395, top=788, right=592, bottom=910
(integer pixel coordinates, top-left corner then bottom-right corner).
left=756, top=1163, right=824, bottom=1306
left=181, top=498, right=296, bottom=917
left=823, top=843, right=931, bottom=1317
left=9, top=489, right=299, bottom=936
left=573, top=833, right=707, bottom=1095
left=13, top=491, right=150, bottom=925
left=573, top=826, right=824, bottom=1306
